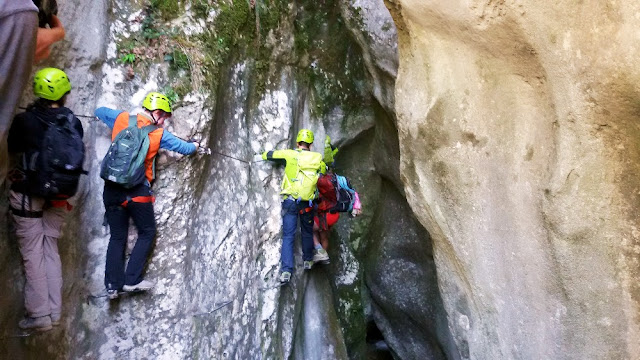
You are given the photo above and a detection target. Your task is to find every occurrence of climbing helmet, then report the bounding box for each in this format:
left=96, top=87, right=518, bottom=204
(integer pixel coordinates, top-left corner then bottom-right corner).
left=33, top=67, right=71, bottom=101
left=296, top=129, right=314, bottom=144
left=142, top=92, right=172, bottom=113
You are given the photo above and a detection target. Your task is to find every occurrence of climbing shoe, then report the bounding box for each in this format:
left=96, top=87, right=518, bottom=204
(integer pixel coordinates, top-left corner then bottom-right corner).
left=313, top=249, right=330, bottom=264
left=123, top=279, right=154, bottom=292
left=51, top=313, right=61, bottom=326
left=19, top=316, right=52, bottom=332
left=280, top=271, right=291, bottom=284
left=303, top=260, right=314, bottom=270
left=107, top=289, right=119, bottom=300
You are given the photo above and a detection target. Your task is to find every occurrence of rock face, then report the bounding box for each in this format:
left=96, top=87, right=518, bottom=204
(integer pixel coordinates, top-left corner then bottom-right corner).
left=387, top=0, right=640, bottom=359
left=2, top=0, right=638, bottom=359
left=0, top=0, right=454, bottom=359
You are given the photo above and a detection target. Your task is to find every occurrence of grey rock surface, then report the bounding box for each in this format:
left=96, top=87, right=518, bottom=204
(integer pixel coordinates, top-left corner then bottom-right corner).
left=388, top=0, right=640, bottom=359
left=2, top=0, right=450, bottom=359
left=9, top=0, right=636, bottom=359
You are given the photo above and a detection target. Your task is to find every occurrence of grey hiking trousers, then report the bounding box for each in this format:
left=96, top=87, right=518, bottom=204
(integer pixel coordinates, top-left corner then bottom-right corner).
left=9, top=190, right=68, bottom=318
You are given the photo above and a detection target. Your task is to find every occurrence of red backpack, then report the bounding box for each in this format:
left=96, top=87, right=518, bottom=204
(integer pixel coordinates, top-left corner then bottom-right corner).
left=316, top=173, right=338, bottom=212
left=317, top=172, right=356, bottom=213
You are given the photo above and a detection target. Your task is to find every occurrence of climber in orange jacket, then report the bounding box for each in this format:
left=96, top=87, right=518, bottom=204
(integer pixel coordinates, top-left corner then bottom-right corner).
left=95, top=92, right=200, bottom=299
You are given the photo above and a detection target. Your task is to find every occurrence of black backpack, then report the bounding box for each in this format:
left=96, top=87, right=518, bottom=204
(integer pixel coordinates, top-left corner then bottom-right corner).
left=25, top=112, right=86, bottom=199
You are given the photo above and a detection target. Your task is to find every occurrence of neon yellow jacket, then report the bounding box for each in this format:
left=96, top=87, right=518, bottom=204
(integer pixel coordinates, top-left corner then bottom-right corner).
left=262, top=148, right=326, bottom=201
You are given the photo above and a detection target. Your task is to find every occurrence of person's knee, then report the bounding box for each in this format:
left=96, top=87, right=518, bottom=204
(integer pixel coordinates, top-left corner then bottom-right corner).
left=138, top=223, right=156, bottom=239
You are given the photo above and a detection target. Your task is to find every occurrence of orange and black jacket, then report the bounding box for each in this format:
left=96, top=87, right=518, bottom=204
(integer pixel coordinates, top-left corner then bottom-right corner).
left=95, top=107, right=196, bottom=184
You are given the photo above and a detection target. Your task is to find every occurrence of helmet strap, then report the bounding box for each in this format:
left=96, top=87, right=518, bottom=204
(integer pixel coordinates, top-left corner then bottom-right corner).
left=149, top=110, right=159, bottom=125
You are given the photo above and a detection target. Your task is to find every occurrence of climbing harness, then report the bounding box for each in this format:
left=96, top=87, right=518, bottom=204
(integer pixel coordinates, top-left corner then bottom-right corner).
left=120, top=195, right=155, bottom=208
left=299, top=204, right=314, bottom=215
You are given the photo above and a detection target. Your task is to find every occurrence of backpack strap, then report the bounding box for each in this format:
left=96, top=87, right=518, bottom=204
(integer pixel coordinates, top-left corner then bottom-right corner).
left=318, top=212, right=329, bottom=231
left=140, top=124, right=158, bottom=136
left=55, top=112, right=75, bottom=127
left=9, top=206, right=43, bottom=218
left=128, top=113, right=137, bottom=128
left=140, top=124, right=158, bottom=181
left=128, top=113, right=159, bottom=134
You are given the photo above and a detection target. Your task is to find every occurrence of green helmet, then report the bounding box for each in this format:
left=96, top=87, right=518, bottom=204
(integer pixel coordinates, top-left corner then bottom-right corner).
left=142, top=92, right=172, bottom=113
left=296, top=129, right=314, bottom=144
left=33, top=68, right=71, bottom=101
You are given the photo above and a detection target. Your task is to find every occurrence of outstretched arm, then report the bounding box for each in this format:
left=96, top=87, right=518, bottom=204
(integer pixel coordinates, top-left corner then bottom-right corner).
left=160, top=131, right=197, bottom=155
left=94, top=107, right=123, bottom=129
left=261, top=150, right=289, bottom=166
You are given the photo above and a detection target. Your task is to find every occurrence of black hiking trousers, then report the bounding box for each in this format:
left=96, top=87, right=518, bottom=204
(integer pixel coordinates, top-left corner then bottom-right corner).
left=103, top=182, right=156, bottom=291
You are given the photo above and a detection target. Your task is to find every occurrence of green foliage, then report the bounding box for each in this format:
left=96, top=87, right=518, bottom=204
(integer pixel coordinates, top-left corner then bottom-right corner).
left=162, top=78, right=191, bottom=105
left=114, top=2, right=195, bottom=104
left=194, top=0, right=290, bottom=96
left=163, top=87, right=179, bottom=104
left=141, top=12, right=164, bottom=40
left=149, top=0, right=182, bottom=21
left=117, top=37, right=137, bottom=55
left=192, top=0, right=209, bottom=19
left=293, top=0, right=366, bottom=116
left=118, top=53, right=136, bottom=64
left=169, top=49, right=190, bottom=73
left=173, top=80, right=191, bottom=98
left=113, top=0, right=366, bottom=115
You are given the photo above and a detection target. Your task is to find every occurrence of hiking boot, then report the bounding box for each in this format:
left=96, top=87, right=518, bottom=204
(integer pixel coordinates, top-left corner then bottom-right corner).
left=19, top=316, right=52, bottom=332
left=313, top=249, right=329, bottom=264
left=303, top=260, right=314, bottom=270
left=51, top=314, right=61, bottom=326
left=107, top=289, right=119, bottom=300
left=123, top=280, right=154, bottom=292
left=279, top=271, right=291, bottom=284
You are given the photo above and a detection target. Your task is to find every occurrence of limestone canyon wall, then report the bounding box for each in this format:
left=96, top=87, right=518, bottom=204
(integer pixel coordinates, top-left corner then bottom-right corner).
left=1, top=0, right=453, bottom=358
left=1, top=0, right=639, bottom=359
left=388, top=0, right=640, bottom=359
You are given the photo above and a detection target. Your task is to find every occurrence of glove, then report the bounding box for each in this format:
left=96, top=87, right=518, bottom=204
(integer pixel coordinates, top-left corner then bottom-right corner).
left=323, top=135, right=339, bottom=165
left=252, top=154, right=264, bottom=162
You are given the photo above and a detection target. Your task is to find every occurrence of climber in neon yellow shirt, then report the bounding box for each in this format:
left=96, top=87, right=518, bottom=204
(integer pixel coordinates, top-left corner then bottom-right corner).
left=260, top=129, right=326, bottom=284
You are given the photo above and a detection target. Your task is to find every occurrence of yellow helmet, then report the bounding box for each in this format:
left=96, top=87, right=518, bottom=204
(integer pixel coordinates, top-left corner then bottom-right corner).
left=142, top=92, right=172, bottom=113
left=33, top=68, right=71, bottom=101
left=296, top=129, right=314, bottom=144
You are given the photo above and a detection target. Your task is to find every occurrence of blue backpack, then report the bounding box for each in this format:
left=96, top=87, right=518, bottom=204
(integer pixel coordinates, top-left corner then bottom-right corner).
left=100, top=115, right=157, bottom=188
left=333, top=175, right=356, bottom=212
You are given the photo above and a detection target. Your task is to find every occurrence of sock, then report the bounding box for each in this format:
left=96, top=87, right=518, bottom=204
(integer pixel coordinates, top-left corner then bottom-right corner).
left=314, top=244, right=323, bottom=250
